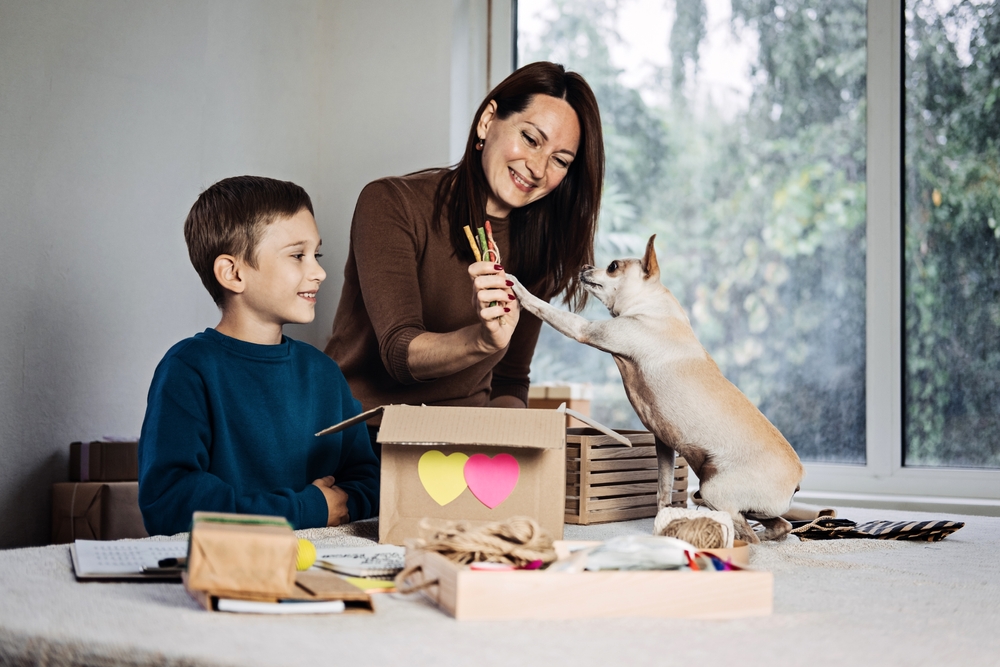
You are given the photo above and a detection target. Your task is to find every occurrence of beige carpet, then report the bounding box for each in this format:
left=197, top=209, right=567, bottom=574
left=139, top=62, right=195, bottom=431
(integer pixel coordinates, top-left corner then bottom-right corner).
left=1, top=505, right=997, bottom=667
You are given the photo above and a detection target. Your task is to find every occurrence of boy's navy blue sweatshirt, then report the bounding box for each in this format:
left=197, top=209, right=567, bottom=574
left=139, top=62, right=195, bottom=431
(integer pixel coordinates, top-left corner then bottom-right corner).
left=138, top=328, right=379, bottom=536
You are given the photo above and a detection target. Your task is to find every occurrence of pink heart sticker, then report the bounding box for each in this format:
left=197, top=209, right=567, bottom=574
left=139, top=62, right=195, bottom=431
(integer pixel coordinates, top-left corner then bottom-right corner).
left=463, top=453, right=520, bottom=509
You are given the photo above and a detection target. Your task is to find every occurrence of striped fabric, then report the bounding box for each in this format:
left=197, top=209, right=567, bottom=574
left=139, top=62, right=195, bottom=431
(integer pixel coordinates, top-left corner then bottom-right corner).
left=789, top=517, right=964, bottom=542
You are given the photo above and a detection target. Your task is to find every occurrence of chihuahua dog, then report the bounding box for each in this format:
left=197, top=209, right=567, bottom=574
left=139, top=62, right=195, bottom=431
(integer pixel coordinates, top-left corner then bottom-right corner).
left=511, top=235, right=803, bottom=543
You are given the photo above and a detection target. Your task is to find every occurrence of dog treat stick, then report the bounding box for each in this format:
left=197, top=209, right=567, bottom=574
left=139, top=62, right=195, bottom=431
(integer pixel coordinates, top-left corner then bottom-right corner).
left=463, top=225, right=482, bottom=262
left=476, top=226, right=489, bottom=260
left=485, top=220, right=501, bottom=264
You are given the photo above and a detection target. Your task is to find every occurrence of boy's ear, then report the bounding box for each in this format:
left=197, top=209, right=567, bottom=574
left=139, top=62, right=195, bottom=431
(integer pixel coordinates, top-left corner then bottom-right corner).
left=213, top=254, right=246, bottom=295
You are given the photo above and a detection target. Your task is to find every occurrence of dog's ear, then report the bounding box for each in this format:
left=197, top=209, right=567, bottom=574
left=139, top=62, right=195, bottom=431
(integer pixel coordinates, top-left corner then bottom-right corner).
left=642, top=234, right=659, bottom=280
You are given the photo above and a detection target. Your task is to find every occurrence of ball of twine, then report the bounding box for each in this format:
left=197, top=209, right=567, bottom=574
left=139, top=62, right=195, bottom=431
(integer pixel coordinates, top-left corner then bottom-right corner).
left=414, top=516, right=557, bottom=567
left=660, top=516, right=726, bottom=549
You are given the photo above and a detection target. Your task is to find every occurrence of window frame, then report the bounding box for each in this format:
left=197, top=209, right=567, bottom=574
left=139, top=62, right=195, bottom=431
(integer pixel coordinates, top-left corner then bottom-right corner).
left=491, top=0, right=1000, bottom=510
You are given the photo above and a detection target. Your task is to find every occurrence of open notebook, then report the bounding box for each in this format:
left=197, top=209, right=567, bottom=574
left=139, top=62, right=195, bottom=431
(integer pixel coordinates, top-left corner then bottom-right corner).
left=314, top=545, right=405, bottom=578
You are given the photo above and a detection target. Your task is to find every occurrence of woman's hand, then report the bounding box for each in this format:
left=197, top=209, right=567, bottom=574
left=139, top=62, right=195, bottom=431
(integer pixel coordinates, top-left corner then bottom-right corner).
left=468, top=261, right=520, bottom=353
left=406, top=262, right=521, bottom=380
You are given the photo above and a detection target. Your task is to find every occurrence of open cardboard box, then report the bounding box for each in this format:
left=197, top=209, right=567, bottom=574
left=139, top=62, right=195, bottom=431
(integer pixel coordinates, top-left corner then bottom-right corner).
left=319, top=405, right=572, bottom=545
left=401, top=539, right=769, bottom=620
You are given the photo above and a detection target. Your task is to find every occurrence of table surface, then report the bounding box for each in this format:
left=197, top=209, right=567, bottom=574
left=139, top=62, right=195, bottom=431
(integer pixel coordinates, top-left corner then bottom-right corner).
left=2, top=507, right=999, bottom=667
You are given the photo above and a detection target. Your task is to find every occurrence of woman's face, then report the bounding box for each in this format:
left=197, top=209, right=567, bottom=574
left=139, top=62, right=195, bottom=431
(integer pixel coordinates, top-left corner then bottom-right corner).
left=477, top=94, right=581, bottom=219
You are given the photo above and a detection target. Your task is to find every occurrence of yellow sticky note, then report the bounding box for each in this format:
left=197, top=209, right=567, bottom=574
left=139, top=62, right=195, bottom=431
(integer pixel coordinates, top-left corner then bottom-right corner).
left=417, top=450, right=469, bottom=506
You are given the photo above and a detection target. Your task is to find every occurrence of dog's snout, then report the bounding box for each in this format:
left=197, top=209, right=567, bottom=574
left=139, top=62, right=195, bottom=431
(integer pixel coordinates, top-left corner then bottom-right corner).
left=581, top=265, right=594, bottom=272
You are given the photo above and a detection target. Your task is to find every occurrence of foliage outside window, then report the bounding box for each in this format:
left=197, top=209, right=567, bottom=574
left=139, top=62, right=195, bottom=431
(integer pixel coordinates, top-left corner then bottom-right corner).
left=904, top=0, right=1000, bottom=469
left=519, top=0, right=868, bottom=464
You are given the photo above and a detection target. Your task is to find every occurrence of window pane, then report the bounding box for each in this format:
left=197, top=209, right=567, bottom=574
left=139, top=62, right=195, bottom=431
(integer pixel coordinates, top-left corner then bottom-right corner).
left=518, top=0, right=867, bottom=463
left=904, top=0, right=1000, bottom=468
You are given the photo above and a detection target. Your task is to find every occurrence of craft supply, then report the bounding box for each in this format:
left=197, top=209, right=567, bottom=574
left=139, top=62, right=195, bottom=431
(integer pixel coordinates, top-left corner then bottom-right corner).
left=790, top=517, right=965, bottom=542
left=72, top=539, right=188, bottom=580
left=296, top=539, right=317, bottom=571
left=463, top=225, right=482, bottom=261
left=215, top=598, right=346, bottom=615
left=470, top=562, right=515, bottom=571
left=653, top=507, right=735, bottom=549
left=582, top=535, right=696, bottom=572
left=314, top=545, right=405, bottom=578
left=186, top=512, right=298, bottom=598
left=395, top=517, right=557, bottom=593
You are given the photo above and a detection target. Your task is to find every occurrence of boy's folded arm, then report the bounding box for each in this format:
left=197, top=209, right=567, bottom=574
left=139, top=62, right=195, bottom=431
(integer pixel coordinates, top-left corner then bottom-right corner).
left=139, top=356, right=331, bottom=535
left=140, top=468, right=329, bottom=535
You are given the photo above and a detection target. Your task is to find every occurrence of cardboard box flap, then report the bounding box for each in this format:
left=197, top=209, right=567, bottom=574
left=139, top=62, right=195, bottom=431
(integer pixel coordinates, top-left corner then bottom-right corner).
left=315, top=406, right=385, bottom=437
left=377, top=405, right=565, bottom=449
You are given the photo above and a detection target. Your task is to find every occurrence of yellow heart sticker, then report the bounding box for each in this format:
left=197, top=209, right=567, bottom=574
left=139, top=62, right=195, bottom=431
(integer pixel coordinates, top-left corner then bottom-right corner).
left=417, top=450, right=470, bottom=506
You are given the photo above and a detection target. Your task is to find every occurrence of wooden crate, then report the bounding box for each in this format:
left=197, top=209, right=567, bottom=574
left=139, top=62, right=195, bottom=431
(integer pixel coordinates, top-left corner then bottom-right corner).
left=565, top=428, right=688, bottom=525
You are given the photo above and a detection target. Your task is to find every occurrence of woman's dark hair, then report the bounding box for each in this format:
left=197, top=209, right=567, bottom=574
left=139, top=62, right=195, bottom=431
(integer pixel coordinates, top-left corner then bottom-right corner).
left=433, top=61, right=604, bottom=309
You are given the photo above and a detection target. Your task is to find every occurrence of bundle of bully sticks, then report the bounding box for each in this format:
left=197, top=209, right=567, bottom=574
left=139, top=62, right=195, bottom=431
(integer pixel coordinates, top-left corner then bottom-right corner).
left=463, top=222, right=501, bottom=308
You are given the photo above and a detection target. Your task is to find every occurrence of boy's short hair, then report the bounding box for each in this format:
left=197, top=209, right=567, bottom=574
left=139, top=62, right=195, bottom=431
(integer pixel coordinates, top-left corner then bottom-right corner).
left=184, top=175, right=314, bottom=306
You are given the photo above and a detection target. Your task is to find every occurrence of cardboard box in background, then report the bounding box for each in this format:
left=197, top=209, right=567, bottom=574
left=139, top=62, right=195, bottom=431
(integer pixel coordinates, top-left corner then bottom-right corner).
left=51, top=482, right=148, bottom=543
left=528, top=383, right=592, bottom=428
left=319, top=405, right=567, bottom=546
left=69, top=440, right=138, bottom=482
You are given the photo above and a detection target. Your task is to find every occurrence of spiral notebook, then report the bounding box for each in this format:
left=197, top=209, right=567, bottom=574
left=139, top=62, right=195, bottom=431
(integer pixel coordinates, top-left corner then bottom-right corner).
left=314, top=545, right=405, bottom=578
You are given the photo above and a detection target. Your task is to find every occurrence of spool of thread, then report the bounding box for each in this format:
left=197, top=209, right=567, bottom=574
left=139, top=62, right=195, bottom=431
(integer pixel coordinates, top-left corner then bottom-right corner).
left=296, top=538, right=317, bottom=571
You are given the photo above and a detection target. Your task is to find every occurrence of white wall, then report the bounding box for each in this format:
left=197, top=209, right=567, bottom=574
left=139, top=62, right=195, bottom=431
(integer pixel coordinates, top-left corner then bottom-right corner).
left=0, top=0, right=489, bottom=548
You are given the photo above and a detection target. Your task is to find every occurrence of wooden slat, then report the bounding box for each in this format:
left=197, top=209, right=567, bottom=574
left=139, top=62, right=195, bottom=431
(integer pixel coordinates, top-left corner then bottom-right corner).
left=586, top=494, right=658, bottom=511
left=586, top=469, right=658, bottom=485
left=589, top=459, right=658, bottom=472
left=566, top=445, right=580, bottom=458
left=586, top=482, right=659, bottom=499
left=566, top=429, right=655, bottom=446
left=570, top=505, right=659, bottom=525
left=586, top=448, right=657, bottom=461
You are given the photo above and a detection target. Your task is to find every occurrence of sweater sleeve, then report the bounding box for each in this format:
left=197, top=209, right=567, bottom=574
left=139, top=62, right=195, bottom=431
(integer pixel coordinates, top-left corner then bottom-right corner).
left=350, top=179, right=428, bottom=385
left=137, top=356, right=328, bottom=535
left=490, top=303, right=546, bottom=406
left=325, top=368, right=380, bottom=522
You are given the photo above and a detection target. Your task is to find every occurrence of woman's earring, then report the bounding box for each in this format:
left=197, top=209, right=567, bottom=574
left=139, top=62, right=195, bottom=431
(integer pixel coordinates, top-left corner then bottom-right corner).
left=476, top=138, right=484, bottom=150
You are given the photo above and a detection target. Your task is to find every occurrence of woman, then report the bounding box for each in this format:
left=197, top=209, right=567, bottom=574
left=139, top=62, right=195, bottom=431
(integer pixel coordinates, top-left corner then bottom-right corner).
left=325, top=61, right=604, bottom=436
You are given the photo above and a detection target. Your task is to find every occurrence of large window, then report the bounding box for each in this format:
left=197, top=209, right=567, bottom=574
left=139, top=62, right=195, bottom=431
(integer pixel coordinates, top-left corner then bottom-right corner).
left=519, top=0, right=868, bottom=464
left=506, top=0, right=1000, bottom=502
left=903, top=0, right=1000, bottom=469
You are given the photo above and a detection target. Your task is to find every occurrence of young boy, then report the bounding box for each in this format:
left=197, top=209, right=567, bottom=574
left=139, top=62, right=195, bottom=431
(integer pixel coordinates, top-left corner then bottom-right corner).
left=138, top=175, right=379, bottom=536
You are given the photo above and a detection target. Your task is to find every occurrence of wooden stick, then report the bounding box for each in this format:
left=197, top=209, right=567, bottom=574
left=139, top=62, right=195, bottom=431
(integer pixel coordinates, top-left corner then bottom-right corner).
left=463, top=225, right=482, bottom=262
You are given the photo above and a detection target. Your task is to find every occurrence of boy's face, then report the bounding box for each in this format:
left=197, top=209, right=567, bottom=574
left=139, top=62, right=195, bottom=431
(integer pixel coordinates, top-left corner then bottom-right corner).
left=239, top=208, right=326, bottom=328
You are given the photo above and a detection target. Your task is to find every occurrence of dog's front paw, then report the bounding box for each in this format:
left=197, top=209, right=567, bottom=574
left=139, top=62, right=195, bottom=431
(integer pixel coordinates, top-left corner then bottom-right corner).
left=508, top=275, right=533, bottom=303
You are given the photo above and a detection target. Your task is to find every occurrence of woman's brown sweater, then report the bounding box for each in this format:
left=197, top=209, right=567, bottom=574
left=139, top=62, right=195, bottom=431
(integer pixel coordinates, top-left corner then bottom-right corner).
left=324, top=169, right=543, bottom=417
